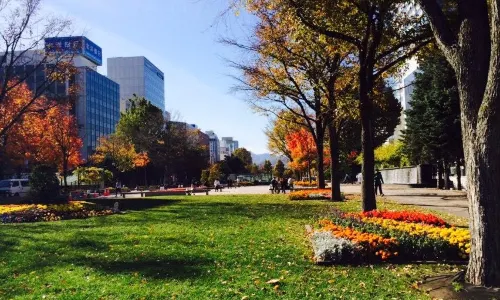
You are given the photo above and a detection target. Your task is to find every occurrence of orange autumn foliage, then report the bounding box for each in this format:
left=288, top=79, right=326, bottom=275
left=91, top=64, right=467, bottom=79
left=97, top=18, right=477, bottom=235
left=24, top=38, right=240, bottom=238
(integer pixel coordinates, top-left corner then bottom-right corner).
left=285, top=128, right=330, bottom=172
left=286, top=128, right=316, bottom=172
left=2, top=82, right=82, bottom=175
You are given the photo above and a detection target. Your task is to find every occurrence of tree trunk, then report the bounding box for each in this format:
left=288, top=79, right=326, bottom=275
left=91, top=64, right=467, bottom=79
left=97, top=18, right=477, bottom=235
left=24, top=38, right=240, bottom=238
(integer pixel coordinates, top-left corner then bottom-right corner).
left=316, top=139, right=326, bottom=189
left=417, top=0, right=500, bottom=286
left=328, top=123, right=342, bottom=201
left=437, top=161, right=443, bottom=189
left=63, top=156, right=68, bottom=187
left=359, top=81, right=376, bottom=211
left=443, top=160, right=451, bottom=190
left=456, top=160, right=462, bottom=190
left=144, top=167, right=148, bottom=187
left=307, top=160, right=311, bottom=184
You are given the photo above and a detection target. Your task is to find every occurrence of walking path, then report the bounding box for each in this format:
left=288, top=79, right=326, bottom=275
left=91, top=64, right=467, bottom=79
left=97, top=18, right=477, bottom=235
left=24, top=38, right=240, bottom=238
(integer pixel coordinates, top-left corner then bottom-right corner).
left=205, top=184, right=469, bottom=218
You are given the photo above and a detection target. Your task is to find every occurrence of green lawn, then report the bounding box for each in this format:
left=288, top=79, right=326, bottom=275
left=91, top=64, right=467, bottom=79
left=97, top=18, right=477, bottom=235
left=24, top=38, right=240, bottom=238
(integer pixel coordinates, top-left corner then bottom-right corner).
left=0, top=195, right=463, bottom=299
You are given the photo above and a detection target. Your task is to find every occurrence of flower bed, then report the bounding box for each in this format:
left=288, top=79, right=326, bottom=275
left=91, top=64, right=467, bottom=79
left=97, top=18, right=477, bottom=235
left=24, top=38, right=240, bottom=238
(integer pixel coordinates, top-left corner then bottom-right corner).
left=1, top=201, right=114, bottom=224
left=289, top=189, right=332, bottom=200
left=349, top=210, right=448, bottom=227
left=294, top=181, right=318, bottom=187
left=311, top=209, right=469, bottom=264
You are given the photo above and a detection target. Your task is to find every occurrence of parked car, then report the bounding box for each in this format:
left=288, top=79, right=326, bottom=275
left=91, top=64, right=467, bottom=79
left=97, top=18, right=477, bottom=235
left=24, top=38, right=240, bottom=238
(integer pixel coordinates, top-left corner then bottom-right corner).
left=0, top=179, right=30, bottom=197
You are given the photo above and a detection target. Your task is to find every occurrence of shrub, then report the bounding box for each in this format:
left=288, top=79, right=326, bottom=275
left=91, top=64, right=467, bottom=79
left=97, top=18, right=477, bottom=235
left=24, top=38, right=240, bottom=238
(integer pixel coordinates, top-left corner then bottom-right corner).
left=311, top=231, right=359, bottom=263
left=29, top=164, right=62, bottom=204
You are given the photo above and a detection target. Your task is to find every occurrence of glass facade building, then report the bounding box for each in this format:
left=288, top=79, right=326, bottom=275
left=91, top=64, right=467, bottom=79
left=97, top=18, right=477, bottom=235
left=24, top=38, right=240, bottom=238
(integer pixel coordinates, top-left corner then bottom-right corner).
left=76, top=67, right=120, bottom=159
left=107, top=56, right=165, bottom=112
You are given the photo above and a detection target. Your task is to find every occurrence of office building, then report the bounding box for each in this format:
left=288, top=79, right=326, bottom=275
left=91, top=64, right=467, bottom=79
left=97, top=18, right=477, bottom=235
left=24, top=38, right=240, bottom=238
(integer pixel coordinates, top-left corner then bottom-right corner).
left=43, top=36, right=120, bottom=159
left=107, top=56, right=165, bottom=112
left=75, top=68, right=120, bottom=158
left=390, top=4, right=424, bottom=141
left=220, top=137, right=239, bottom=160
left=205, top=131, right=220, bottom=164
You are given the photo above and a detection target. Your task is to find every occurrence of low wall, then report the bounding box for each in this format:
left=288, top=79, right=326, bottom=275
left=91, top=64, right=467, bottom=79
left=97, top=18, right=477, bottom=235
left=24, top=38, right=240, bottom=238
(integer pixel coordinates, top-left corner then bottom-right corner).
left=380, top=165, right=434, bottom=186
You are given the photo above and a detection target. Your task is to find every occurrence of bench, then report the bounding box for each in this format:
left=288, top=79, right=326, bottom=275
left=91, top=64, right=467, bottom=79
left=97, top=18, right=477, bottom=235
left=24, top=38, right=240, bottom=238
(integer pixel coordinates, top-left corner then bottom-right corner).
left=121, top=191, right=145, bottom=198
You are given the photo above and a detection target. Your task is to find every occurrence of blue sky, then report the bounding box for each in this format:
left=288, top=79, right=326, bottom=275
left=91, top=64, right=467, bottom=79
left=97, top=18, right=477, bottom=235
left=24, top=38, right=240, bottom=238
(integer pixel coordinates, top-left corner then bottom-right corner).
left=44, top=0, right=270, bottom=154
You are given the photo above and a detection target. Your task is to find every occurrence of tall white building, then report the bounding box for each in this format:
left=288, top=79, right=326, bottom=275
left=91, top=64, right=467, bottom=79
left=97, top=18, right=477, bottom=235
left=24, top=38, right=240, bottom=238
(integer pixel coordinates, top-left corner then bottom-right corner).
left=391, top=3, right=424, bottom=141
left=220, top=137, right=239, bottom=160
left=205, top=131, right=220, bottom=164
left=107, top=56, right=165, bottom=112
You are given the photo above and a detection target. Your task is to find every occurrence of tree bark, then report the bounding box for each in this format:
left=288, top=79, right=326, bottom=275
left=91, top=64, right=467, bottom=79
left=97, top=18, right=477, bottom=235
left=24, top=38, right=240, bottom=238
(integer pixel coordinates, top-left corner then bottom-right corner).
left=328, top=123, right=342, bottom=201
left=359, top=79, right=376, bottom=211
left=63, top=156, right=68, bottom=187
left=418, top=0, right=500, bottom=286
left=316, top=138, right=326, bottom=189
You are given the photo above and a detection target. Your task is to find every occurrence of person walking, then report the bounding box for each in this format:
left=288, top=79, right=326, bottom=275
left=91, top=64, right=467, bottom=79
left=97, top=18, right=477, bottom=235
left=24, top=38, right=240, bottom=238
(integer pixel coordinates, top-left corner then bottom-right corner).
left=374, top=169, right=384, bottom=196
left=214, top=179, right=221, bottom=192
left=115, top=180, right=122, bottom=197
left=271, top=178, right=278, bottom=194
left=280, top=178, right=287, bottom=194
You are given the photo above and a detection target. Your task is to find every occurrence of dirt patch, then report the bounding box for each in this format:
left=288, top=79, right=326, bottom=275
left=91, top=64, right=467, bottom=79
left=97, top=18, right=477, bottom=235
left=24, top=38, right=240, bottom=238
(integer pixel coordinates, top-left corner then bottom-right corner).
left=420, top=273, right=500, bottom=300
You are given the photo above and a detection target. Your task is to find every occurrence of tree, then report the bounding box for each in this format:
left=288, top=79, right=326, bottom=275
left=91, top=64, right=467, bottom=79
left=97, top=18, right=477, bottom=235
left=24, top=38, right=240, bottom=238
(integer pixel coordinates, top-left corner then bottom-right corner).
left=91, top=134, right=142, bottom=176
left=273, top=160, right=285, bottom=178
left=0, top=0, right=75, bottom=140
left=416, top=0, right=500, bottom=286
left=233, top=148, right=253, bottom=168
left=156, top=122, right=209, bottom=185
left=265, top=111, right=304, bottom=161
left=200, top=169, right=210, bottom=185
left=287, top=0, right=432, bottom=211
left=29, top=164, right=60, bottom=203
left=263, top=160, right=273, bottom=177
left=286, top=128, right=318, bottom=181
left=403, top=50, right=462, bottom=189
left=0, top=84, right=82, bottom=182
left=208, top=163, right=222, bottom=185
left=116, top=95, right=164, bottom=153
left=44, top=104, right=83, bottom=187
left=75, top=167, right=113, bottom=186
left=374, top=141, right=408, bottom=169
left=249, top=163, right=260, bottom=175
left=133, top=152, right=150, bottom=186
left=227, top=1, right=362, bottom=196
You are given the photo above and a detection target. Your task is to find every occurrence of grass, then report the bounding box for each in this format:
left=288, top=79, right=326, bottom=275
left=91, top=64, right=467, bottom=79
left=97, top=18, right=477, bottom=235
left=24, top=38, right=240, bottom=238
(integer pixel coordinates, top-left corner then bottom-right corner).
left=0, top=195, right=464, bottom=299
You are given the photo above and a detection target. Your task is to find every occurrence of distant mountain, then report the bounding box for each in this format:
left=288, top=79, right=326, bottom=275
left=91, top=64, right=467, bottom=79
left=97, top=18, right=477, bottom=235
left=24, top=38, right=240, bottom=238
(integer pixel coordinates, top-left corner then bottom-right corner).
left=251, top=152, right=289, bottom=166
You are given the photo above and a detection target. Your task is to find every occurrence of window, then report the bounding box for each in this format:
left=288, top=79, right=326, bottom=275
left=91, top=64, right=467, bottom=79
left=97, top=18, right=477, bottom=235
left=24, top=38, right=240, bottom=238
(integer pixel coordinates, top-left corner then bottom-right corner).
left=11, top=181, right=19, bottom=187
left=21, top=181, right=29, bottom=187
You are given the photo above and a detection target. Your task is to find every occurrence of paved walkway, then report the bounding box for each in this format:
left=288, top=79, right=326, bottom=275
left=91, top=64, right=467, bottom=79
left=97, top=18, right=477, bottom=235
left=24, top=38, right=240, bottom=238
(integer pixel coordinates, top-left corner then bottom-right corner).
left=202, top=184, right=469, bottom=218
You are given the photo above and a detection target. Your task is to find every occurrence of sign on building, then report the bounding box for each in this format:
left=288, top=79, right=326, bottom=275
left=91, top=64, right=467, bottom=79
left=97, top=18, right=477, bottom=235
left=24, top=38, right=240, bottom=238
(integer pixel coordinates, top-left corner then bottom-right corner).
left=45, top=36, right=103, bottom=66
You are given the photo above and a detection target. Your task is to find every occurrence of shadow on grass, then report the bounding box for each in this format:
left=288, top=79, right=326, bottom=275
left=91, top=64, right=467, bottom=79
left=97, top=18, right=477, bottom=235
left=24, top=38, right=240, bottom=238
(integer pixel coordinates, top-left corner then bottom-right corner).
left=82, top=257, right=210, bottom=280
left=86, top=198, right=182, bottom=211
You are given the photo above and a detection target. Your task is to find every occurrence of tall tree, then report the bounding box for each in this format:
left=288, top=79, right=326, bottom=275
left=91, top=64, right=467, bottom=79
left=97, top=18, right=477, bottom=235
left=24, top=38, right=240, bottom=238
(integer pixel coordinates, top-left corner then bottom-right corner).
left=263, top=160, right=273, bottom=177
left=403, top=50, right=462, bottom=189
left=286, top=128, right=318, bottom=181
left=273, top=159, right=285, bottom=178
left=233, top=148, right=253, bottom=168
left=416, top=0, right=500, bottom=286
left=265, top=111, right=303, bottom=161
left=1, top=84, right=82, bottom=183
left=116, top=95, right=164, bottom=153
left=44, top=104, right=83, bottom=187
left=91, top=134, right=142, bottom=176
left=0, top=0, right=75, bottom=140
left=227, top=1, right=360, bottom=199
left=287, top=0, right=432, bottom=211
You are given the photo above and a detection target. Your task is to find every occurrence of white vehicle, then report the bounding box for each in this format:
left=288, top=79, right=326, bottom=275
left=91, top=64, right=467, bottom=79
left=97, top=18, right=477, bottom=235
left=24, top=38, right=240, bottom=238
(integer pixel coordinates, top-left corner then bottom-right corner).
left=0, top=179, right=30, bottom=197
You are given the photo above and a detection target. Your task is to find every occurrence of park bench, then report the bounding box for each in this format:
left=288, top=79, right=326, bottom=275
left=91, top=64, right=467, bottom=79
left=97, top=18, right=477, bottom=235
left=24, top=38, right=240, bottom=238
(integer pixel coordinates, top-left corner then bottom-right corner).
left=121, top=191, right=146, bottom=198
